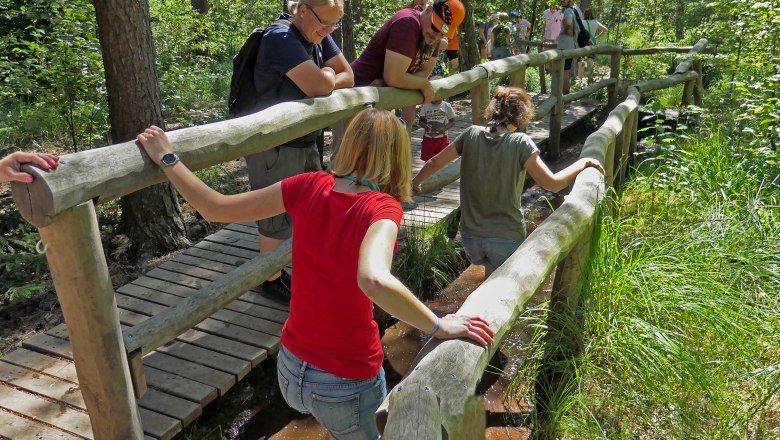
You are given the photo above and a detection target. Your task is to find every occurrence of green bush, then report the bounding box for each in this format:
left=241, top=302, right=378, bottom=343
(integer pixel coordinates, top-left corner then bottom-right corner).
left=508, top=126, right=780, bottom=438
left=0, top=222, right=48, bottom=303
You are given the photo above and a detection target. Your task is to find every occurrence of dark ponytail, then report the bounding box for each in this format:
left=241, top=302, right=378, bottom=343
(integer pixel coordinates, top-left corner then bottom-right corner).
left=483, top=86, right=534, bottom=130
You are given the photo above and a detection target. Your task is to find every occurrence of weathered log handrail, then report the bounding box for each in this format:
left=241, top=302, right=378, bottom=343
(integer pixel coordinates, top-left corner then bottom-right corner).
left=622, top=46, right=716, bottom=55
left=380, top=39, right=708, bottom=439
left=10, top=46, right=629, bottom=229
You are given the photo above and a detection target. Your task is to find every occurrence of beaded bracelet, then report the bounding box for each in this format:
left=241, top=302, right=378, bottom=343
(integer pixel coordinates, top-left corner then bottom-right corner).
left=426, top=317, right=441, bottom=338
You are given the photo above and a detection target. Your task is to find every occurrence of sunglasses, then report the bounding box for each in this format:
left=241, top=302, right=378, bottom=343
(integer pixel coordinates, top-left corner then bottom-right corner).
left=307, top=5, right=341, bottom=31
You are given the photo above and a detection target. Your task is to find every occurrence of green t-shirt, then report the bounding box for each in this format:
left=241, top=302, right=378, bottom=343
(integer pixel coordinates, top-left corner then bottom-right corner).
left=455, top=126, right=539, bottom=240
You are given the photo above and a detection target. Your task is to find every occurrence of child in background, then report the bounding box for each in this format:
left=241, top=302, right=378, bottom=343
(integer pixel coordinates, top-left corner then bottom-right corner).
left=418, top=77, right=456, bottom=161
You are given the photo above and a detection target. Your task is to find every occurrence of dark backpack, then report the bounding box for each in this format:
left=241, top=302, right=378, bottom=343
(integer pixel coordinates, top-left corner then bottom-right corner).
left=570, top=8, right=591, bottom=48
left=228, top=19, right=290, bottom=118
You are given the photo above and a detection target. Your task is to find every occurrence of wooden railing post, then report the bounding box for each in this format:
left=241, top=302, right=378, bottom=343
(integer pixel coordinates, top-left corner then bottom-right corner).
left=693, top=58, right=704, bottom=106
left=539, top=43, right=548, bottom=95
left=510, top=65, right=526, bottom=89
left=607, top=51, right=621, bottom=110
left=471, top=74, right=490, bottom=125
left=605, top=138, right=616, bottom=186
left=38, top=201, right=144, bottom=439
left=535, top=229, right=594, bottom=439
left=682, top=79, right=693, bottom=106
left=629, top=106, right=639, bottom=161
left=547, top=56, right=564, bottom=159
left=614, top=115, right=631, bottom=189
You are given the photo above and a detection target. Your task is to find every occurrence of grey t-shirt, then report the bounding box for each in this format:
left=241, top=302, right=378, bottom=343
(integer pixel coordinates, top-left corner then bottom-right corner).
left=454, top=126, right=539, bottom=240
left=557, top=6, right=582, bottom=50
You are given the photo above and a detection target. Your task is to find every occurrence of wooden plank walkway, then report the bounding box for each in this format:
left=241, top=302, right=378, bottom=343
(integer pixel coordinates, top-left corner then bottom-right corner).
left=0, top=96, right=598, bottom=439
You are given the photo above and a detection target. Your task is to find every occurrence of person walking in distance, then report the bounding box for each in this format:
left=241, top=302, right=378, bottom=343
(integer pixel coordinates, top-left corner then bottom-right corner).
left=557, top=0, right=584, bottom=95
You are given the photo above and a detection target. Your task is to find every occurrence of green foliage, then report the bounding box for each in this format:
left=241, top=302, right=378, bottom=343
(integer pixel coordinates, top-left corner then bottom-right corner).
left=392, top=218, right=466, bottom=301
left=0, top=221, right=48, bottom=303
left=0, top=0, right=107, bottom=151
left=509, top=126, right=780, bottom=437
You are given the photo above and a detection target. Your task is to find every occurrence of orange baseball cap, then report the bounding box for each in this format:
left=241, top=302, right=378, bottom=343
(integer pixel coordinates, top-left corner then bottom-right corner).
left=431, top=0, right=465, bottom=40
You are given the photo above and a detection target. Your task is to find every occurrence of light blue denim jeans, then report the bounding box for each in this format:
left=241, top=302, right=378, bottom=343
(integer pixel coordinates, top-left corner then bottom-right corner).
left=276, top=345, right=386, bottom=440
left=461, top=231, right=524, bottom=274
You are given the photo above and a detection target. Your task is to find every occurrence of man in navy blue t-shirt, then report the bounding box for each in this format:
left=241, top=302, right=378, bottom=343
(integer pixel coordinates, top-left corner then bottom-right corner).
left=245, top=0, right=353, bottom=304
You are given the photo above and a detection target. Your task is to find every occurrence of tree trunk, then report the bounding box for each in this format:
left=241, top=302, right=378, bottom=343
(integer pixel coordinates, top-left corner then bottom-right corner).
left=580, top=0, right=591, bottom=14
left=342, top=0, right=357, bottom=61
left=191, top=0, right=209, bottom=14
left=190, top=0, right=210, bottom=57
left=674, top=0, right=685, bottom=40
left=332, top=0, right=357, bottom=61
left=93, top=0, right=190, bottom=261
left=459, top=0, right=480, bottom=72
left=528, top=0, right=539, bottom=44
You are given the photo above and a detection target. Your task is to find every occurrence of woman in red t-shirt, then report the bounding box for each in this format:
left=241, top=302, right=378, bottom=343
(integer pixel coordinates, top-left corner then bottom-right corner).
left=137, top=108, right=494, bottom=440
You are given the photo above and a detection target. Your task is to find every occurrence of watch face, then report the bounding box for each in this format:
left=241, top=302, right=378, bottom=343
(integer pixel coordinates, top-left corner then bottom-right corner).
left=161, top=153, right=178, bottom=166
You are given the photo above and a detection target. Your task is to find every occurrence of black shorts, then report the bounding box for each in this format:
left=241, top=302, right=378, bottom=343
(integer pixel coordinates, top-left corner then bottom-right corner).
left=444, top=49, right=459, bottom=60
left=564, top=58, right=573, bottom=70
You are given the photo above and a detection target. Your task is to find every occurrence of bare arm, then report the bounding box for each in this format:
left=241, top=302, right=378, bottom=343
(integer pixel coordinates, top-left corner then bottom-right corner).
left=137, top=126, right=286, bottom=223
left=436, top=117, right=456, bottom=135
left=419, top=114, right=431, bottom=131
left=562, top=14, right=574, bottom=36
left=411, top=142, right=460, bottom=192
left=357, top=219, right=494, bottom=345
left=324, top=53, right=355, bottom=89
left=596, top=21, right=608, bottom=37
left=524, top=152, right=605, bottom=193
left=287, top=59, right=338, bottom=97
left=383, top=50, right=435, bottom=102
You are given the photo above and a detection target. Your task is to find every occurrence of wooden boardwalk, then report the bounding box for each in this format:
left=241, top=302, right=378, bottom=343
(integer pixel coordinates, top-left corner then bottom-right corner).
left=0, top=97, right=597, bottom=439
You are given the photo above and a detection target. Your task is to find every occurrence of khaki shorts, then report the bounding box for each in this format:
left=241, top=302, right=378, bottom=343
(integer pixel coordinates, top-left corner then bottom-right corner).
left=245, top=143, right=321, bottom=239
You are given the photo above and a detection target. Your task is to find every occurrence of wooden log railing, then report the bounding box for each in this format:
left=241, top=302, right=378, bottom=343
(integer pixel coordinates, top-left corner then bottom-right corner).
left=380, top=39, right=710, bottom=439
left=9, top=39, right=709, bottom=439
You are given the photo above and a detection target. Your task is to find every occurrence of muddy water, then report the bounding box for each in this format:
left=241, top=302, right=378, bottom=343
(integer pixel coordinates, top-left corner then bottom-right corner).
left=238, top=189, right=562, bottom=440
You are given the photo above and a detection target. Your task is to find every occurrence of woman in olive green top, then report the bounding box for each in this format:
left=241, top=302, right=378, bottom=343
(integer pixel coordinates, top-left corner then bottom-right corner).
left=412, top=86, right=604, bottom=277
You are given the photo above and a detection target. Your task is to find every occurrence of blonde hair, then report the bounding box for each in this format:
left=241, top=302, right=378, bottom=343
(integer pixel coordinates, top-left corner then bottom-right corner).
left=288, top=0, right=344, bottom=15
left=331, top=108, right=412, bottom=202
left=483, top=86, right=534, bottom=130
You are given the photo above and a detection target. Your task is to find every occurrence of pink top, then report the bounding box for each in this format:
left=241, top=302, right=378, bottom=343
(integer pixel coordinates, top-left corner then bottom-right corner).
left=542, top=8, right=563, bottom=40
left=280, top=172, right=403, bottom=379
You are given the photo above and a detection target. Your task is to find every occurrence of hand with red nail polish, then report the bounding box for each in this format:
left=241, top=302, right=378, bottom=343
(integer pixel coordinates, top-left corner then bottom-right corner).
left=0, top=151, right=60, bottom=183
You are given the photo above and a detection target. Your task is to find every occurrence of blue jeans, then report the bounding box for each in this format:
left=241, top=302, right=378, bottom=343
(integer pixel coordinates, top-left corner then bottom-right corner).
left=276, top=345, right=386, bottom=440
left=461, top=231, right=523, bottom=274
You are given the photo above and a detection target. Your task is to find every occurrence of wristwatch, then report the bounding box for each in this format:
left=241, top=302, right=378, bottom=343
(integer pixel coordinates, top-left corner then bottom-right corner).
left=159, top=152, right=180, bottom=168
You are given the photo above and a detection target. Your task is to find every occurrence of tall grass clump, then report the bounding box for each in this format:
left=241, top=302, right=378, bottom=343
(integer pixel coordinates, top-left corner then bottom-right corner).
left=509, top=127, right=780, bottom=438
left=392, top=215, right=466, bottom=301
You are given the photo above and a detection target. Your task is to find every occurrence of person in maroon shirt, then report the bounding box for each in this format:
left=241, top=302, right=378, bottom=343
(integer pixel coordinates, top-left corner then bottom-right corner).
left=329, top=0, right=465, bottom=163
left=136, top=108, right=494, bottom=439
